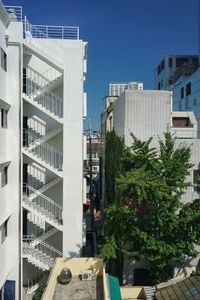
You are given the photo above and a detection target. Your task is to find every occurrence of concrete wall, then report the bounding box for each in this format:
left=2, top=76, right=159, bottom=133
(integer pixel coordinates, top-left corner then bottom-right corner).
left=0, top=12, right=23, bottom=299
left=113, top=90, right=172, bottom=147
left=173, top=68, right=200, bottom=137
left=62, top=40, right=85, bottom=257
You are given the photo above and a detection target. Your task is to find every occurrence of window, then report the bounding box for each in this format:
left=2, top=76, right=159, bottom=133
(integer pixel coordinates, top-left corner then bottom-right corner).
left=1, top=48, right=7, bottom=71
left=181, top=87, right=184, bottom=99
left=176, top=57, right=188, bottom=68
left=168, top=79, right=173, bottom=85
left=158, top=82, right=161, bottom=90
left=168, top=57, right=173, bottom=67
left=193, top=99, right=197, bottom=105
left=186, top=82, right=191, bottom=96
left=1, top=166, right=8, bottom=187
left=1, top=219, right=8, bottom=244
left=1, top=108, right=7, bottom=128
left=193, top=170, right=200, bottom=192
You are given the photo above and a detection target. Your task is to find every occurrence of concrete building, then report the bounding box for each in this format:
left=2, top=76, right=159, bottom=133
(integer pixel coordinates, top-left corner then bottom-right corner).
left=0, top=2, right=87, bottom=299
left=173, top=67, right=200, bottom=136
left=101, top=89, right=200, bottom=204
left=109, top=81, right=143, bottom=96
left=101, top=89, right=200, bottom=282
left=154, top=55, right=198, bottom=91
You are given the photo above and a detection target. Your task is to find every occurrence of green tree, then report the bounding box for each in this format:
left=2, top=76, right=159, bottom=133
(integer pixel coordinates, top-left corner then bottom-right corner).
left=101, top=132, right=200, bottom=283
left=105, top=130, right=124, bottom=205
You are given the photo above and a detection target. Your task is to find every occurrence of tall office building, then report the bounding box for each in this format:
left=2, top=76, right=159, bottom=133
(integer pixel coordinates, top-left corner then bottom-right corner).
left=109, top=81, right=143, bottom=96
left=0, top=2, right=87, bottom=299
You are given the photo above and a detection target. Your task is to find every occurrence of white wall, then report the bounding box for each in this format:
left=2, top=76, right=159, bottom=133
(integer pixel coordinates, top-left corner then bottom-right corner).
left=113, top=90, right=172, bottom=147
left=62, top=40, right=85, bottom=257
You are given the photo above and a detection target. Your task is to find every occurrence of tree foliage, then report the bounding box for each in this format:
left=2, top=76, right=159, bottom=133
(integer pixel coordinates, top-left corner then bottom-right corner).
left=105, top=130, right=124, bottom=205
left=101, top=132, right=200, bottom=283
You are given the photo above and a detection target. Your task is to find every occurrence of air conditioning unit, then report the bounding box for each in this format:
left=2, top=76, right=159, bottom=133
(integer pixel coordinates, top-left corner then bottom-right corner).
left=81, top=270, right=93, bottom=281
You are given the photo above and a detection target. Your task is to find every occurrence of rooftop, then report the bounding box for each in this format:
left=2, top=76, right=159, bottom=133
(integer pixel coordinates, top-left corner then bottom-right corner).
left=3, top=3, right=79, bottom=39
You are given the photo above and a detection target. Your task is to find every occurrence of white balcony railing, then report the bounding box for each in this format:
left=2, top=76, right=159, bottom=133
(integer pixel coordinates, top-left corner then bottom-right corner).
left=23, top=129, right=63, bottom=170
left=25, top=67, right=63, bottom=118
left=23, top=235, right=62, bottom=257
left=23, top=183, right=63, bottom=224
left=24, top=16, right=79, bottom=40
left=4, top=6, right=22, bottom=22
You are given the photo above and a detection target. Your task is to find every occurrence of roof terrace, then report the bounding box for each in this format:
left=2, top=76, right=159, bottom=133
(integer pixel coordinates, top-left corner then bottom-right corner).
left=4, top=4, right=79, bottom=39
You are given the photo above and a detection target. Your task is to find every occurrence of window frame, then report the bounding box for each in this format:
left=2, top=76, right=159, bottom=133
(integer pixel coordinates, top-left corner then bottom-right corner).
left=1, top=108, right=7, bottom=128
left=186, top=82, right=191, bottom=96
left=1, top=219, right=8, bottom=244
left=1, top=166, right=8, bottom=187
left=1, top=48, right=7, bottom=72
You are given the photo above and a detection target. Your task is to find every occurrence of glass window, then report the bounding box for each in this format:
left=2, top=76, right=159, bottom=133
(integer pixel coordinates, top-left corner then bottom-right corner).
left=1, top=48, right=7, bottom=71
left=1, top=219, right=8, bottom=244
left=193, top=170, right=200, bottom=192
left=1, top=109, right=7, bottom=128
left=186, top=82, right=191, bottom=96
left=181, top=87, right=184, bottom=99
left=1, top=166, right=8, bottom=187
left=168, top=57, right=173, bottom=67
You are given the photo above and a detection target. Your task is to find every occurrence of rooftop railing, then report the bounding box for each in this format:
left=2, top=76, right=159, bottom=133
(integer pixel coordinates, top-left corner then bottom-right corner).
left=4, top=6, right=22, bottom=22
left=24, top=17, right=79, bottom=40
left=4, top=6, right=79, bottom=40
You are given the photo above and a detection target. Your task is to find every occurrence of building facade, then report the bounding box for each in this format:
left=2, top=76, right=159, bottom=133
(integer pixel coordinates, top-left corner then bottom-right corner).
left=0, top=2, right=87, bottom=299
left=109, top=81, right=143, bottom=96
left=154, top=55, right=198, bottom=91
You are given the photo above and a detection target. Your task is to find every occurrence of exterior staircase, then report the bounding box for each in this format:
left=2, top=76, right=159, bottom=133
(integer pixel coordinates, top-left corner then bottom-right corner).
left=23, top=129, right=63, bottom=176
left=23, top=236, right=62, bottom=271
left=23, top=66, right=63, bottom=123
left=28, top=125, right=63, bottom=151
left=30, top=228, right=58, bottom=247
left=23, top=184, right=63, bottom=230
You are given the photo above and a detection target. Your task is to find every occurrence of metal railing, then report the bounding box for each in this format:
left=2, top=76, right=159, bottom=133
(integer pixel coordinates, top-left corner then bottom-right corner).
left=23, top=183, right=62, bottom=223
left=5, top=6, right=22, bottom=22
left=24, top=67, right=63, bottom=118
left=24, top=16, right=79, bottom=40
left=23, top=235, right=62, bottom=259
left=24, top=17, right=65, bottom=64
left=23, top=129, right=63, bottom=170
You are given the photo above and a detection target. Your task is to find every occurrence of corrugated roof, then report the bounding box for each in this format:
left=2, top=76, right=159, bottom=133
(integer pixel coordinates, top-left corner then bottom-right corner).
left=155, top=276, right=200, bottom=299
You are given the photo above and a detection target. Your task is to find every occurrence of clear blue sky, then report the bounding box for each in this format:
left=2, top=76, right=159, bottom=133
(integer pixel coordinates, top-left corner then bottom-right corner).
left=4, top=0, right=198, bottom=130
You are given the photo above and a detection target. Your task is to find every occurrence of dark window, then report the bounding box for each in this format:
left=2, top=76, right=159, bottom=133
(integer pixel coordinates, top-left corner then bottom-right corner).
left=181, top=87, right=184, bottom=99
left=1, top=48, right=7, bottom=71
left=186, top=82, right=191, bottom=96
left=1, top=108, right=7, bottom=128
left=168, top=79, right=173, bottom=85
left=1, top=166, right=8, bottom=187
left=172, top=117, right=190, bottom=128
left=193, top=170, right=200, bottom=192
left=168, top=57, right=173, bottom=67
left=160, top=59, right=165, bottom=71
left=176, top=57, right=188, bottom=68
left=1, top=219, right=8, bottom=244
left=158, top=82, right=160, bottom=90
left=157, top=65, right=160, bottom=75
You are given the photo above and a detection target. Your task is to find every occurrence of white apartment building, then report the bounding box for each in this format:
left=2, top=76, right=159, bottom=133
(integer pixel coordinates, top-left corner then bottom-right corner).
left=101, top=89, right=200, bottom=282
left=101, top=90, right=200, bottom=203
left=172, top=65, right=200, bottom=136
left=154, top=55, right=198, bottom=91
left=0, top=2, right=87, bottom=299
left=109, top=81, right=143, bottom=96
